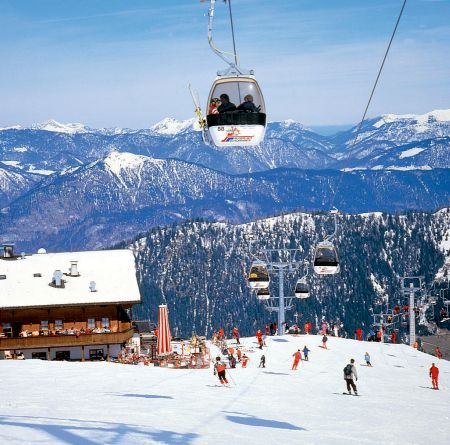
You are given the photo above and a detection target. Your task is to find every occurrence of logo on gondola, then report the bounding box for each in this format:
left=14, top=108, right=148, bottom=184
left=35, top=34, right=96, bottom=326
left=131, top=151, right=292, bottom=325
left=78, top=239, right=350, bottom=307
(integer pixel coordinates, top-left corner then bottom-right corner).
left=221, top=127, right=254, bottom=143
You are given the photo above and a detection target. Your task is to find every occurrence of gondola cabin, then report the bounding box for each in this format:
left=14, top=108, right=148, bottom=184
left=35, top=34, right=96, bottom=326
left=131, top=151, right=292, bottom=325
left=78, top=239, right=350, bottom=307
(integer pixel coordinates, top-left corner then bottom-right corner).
left=206, top=75, right=266, bottom=147
left=247, top=261, right=270, bottom=289
left=256, top=288, right=270, bottom=301
left=294, top=279, right=309, bottom=299
left=313, top=241, right=340, bottom=275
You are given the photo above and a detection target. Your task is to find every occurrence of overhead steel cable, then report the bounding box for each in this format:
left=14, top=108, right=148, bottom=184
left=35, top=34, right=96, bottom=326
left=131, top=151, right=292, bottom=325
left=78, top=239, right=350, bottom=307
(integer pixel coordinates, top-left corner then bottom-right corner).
left=330, top=0, right=408, bottom=209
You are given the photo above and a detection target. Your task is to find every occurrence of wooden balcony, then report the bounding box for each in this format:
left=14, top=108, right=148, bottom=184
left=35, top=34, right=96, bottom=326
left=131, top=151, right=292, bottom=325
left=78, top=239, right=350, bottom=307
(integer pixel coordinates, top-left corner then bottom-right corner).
left=0, top=329, right=134, bottom=351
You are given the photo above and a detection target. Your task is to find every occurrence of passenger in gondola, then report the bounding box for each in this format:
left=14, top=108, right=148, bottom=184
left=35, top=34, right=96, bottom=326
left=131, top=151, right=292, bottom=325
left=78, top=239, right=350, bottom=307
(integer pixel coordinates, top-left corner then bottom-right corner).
left=208, top=98, right=220, bottom=114
left=217, top=94, right=236, bottom=113
left=237, top=94, right=260, bottom=113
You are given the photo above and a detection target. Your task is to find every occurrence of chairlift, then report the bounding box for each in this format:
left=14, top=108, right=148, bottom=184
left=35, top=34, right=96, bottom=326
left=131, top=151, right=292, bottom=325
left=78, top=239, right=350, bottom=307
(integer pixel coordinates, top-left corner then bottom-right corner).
left=314, top=210, right=340, bottom=275
left=313, top=241, right=340, bottom=275
left=294, top=278, right=310, bottom=299
left=190, top=0, right=266, bottom=147
left=247, top=260, right=270, bottom=289
left=256, top=288, right=270, bottom=301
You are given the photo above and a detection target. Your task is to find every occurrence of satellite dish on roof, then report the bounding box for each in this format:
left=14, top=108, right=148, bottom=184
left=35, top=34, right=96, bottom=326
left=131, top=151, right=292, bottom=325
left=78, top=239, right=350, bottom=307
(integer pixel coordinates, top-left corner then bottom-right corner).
left=37, top=248, right=47, bottom=254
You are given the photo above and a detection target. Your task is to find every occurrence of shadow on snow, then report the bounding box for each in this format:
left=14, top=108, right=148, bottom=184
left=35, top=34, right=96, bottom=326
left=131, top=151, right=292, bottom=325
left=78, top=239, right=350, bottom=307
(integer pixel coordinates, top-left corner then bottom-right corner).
left=224, top=412, right=305, bottom=431
left=0, top=415, right=197, bottom=445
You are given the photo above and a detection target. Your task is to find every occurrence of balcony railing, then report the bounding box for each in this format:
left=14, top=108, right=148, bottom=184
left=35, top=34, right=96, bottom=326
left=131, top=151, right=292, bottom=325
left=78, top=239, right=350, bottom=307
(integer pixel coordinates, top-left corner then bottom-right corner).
left=0, top=329, right=134, bottom=351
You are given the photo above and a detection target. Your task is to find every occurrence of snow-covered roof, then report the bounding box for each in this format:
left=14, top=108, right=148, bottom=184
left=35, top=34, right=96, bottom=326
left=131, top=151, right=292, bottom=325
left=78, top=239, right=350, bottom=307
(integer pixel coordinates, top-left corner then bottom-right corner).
left=0, top=249, right=141, bottom=309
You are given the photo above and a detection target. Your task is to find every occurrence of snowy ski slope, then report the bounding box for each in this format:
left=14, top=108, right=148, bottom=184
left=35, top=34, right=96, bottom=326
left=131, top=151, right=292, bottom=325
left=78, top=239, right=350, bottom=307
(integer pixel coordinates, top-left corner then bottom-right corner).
left=0, top=334, right=448, bottom=445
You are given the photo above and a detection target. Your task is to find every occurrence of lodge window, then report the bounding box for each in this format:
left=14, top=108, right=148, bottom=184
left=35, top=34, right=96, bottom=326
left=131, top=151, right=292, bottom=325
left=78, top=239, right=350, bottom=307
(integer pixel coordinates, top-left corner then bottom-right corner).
left=55, top=351, right=70, bottom=361
left=40, top=320, right=49, bottom=331
left=102, top=317, right=110, bottom=329
left=32, top=352, right=47, bottom=360
left=89, top=349, right=104, bottom=360
left=87, top=318, right=96, bottom=329
left=2, top=323, right=12, bottom=337
left=55, top=320, right=63, bottom=331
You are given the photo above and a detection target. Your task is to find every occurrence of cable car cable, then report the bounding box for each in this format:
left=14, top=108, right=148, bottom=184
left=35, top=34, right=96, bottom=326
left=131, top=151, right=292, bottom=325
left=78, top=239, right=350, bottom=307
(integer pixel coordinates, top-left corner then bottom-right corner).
left=227, top=0, right=238, bottom=66
left=330, top=0, right=408, bottom=210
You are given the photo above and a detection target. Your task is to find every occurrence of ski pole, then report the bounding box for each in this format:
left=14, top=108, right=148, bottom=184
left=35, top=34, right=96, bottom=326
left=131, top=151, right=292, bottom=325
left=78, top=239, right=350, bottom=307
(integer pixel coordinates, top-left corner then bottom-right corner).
left=227, top=368, right=237, bottom=386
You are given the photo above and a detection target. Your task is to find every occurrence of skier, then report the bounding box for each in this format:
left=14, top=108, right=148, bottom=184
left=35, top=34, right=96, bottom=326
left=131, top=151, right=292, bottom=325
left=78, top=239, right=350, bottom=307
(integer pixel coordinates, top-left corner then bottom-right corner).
left=322, top=334, right=328, bottom=349
left=343, top=358, right=358, bottom=395
left=258, top=354, right=266, bottom=368
left=236, top=348, right=242, bottom=362
left=241, top=354, right=249, bottom=368
left=273, top=322, right=278, bottom=335
left=229, top=354, right=236, bottom=368
left=364, top=352, right=372, bottom=367
left=356, top=327, right=363, bottom=341
left=218, top=327, right=224, bottom=340
left=435, top=346, right=442, bottom=359
left=304, top=322, right=310, bottom=334
left=292, top=350, right=301, bottom=370
left=302, top=345, right=310, bottom=361
left=429, top=363, right=439, bottom=390
left=391, top=331, right=397, bottom=344
left=256, top=329, right=263, bottom=349
left=269, top=322, right=274, bottom=336
left=213, top=356, right=229, bottom=385
left=232, top=326, right=240, bottom=345
left=333, top=324, right=339, bottom=337
left=265, top=323, right=269, bottom=336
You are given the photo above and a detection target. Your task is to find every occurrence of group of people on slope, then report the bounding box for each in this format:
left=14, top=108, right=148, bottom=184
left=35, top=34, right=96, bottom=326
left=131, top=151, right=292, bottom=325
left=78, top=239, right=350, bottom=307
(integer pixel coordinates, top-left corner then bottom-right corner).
left=209, top=94, right=260, bottom=115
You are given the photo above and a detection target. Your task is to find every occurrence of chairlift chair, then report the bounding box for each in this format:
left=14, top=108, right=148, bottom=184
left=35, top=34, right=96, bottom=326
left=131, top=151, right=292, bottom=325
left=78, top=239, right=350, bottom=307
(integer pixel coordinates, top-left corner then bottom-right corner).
left=294, top=278, right=310, bottom=299
left=247, top=260, right=270, bottom=289
left=256, top=287, right=270, bottom=300
left=192, top=0, right=267, bottom=148
left=313, top=241, right=340, bottom=275
left=206, top=75, right=266, bottom=147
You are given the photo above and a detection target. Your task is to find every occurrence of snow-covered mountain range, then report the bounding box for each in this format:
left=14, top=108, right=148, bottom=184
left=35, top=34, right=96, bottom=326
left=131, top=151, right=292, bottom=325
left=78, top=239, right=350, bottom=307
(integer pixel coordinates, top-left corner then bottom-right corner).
left=1, top=151, right=449, bottom=252
left=1, top=109, right=449, bottom=178
left=0, top=109, right=449, bottom=251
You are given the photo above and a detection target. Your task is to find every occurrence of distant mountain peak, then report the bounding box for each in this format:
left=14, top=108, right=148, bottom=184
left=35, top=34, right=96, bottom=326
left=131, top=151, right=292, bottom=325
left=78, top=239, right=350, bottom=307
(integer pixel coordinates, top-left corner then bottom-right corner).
left=31, top=119, right=89, bottom=134
left=373, top=109, right=450, bottom=129
left=150, top=117, right=196, bottom=135
left=103, top=151, right=164, bottom=175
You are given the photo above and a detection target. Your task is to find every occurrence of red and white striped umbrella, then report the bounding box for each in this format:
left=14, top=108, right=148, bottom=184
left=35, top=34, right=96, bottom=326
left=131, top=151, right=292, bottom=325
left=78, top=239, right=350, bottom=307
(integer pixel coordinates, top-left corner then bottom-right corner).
left=157, top=304, right=172, bottom=355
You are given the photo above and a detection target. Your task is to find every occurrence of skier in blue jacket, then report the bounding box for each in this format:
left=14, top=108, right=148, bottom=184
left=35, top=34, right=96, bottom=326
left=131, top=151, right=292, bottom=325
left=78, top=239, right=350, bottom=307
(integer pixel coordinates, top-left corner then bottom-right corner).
left=302, top=346, right=310, bottom=361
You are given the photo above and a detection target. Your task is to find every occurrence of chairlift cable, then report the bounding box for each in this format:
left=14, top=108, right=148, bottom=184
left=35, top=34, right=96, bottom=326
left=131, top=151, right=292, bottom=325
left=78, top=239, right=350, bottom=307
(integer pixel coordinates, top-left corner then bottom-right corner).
left=227, top=0, right=239, bottom=66
left=330, top=0, right=408, bottom=210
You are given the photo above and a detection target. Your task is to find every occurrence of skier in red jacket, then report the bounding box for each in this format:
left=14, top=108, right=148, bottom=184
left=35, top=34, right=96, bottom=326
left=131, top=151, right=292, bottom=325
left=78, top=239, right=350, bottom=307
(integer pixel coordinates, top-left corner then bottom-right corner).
left=232, top=326, right=240, bottom=344
left=429, top=363, right=439, bottom=390
left=356, top=327, right=363, bottom=341
left=292, top=350, right=301, bottom=370
left=391, top=331, right=397, bottom=344
left=435, top=346, right=442, bottom=359
left=256, top=330, right=263, bottom=349
left=214, top=357, right=228, bottom=385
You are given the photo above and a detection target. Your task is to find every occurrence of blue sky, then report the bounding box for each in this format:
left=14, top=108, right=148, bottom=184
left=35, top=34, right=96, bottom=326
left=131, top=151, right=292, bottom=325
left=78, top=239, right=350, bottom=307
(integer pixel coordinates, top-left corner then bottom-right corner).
left=0, top=0, right=449, bottom=128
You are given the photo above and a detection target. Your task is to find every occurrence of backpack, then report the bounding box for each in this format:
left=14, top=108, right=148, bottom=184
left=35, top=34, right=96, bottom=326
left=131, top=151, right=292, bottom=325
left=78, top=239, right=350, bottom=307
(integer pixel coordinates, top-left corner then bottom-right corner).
left=344, top=364, right=353, bottom=377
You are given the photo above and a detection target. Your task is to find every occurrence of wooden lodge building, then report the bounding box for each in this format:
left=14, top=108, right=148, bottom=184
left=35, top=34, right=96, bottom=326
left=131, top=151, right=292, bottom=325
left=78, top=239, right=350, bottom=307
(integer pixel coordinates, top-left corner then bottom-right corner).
left=0, top=245, right=141, bottom=361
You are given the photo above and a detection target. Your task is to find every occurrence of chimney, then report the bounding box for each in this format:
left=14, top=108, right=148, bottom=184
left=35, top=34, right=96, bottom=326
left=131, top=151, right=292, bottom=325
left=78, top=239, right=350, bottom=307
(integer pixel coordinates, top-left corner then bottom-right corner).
left=2, top=244, right=14, bottom=258
left=69, top=261, right=79, bottom=277
left=53, top=270, right=63, bottom=288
